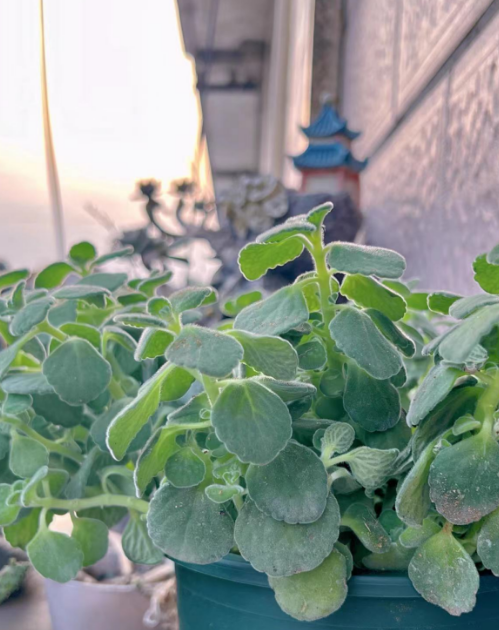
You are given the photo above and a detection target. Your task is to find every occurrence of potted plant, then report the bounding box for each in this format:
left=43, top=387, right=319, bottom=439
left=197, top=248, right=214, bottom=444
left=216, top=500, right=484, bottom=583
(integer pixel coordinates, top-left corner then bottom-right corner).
left=2, top=204, right=499, bottom=629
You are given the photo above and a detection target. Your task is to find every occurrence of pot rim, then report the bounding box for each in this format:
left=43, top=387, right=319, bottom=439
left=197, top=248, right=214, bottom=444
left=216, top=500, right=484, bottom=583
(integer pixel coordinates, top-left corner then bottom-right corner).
left=175, top=553, right=499, bottom=599
left=45, top=578, right=143, bottom=594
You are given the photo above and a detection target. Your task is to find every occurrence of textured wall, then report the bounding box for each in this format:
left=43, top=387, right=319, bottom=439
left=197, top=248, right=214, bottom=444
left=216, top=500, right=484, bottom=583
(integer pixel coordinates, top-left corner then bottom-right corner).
left=342, top=0, right=499, bottom=293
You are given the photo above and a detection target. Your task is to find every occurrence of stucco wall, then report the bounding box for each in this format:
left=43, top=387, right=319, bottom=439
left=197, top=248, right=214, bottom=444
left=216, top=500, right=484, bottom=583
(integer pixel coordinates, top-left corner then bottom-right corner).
left=342, top=0, right=499, bottom=294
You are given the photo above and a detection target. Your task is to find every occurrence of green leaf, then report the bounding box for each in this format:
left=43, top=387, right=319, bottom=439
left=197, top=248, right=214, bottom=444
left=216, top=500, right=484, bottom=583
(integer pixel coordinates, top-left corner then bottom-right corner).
left=10, top=298, right=53, bottom=337
left=0, top=269, right=29, bottom=290
left=165, top=448, right=206, bottom=488
left=341, top=275, right=406, bottom=321
left=71, top=517, right=109, bottom=566
left=367, top=310, right=416, bottom=358
left=396, top=441, right=436, bottom=527
left=113, top=313, right=167, bottom=329
left=69, top=242, right=97, bottom=265
left=0, top=336, right=31, bottom=379
left=230, top=330, right=298, bottom=380
left=399, top=518, right=442, bottom=549
left=252, top=376, right=316, bottom=402
left=107, top=366, right=167, bottom=460
left=3, top=509, right=42, bottom=550
left=43, top=339, right=112, bottom=405
left=147, top=484, right=234, bottom=564
left=27, top=529, right=83, bottom=582
left=449, top=294, right=499, bottom=319
left=3, top=393, right=32, bottom=416
left=32, top=393, right=84, bottom=428
left=134, top=328, right=174, bottom=360
left=328, top=243, right=406, bottom=279
left=406, top=293, right=429, bottom=311
left=473, top=254, right=499, bottom=294
left=234, top=285, right=309, bottom=335
left=0, top=484, right=20, bottom=526
left=92, top=246, right=134, bottom=268
left=222, top=291, right=262, bottom=317
left=65, top=447, right=100, bottom=500
left=134, top=427, right=181, bottom=496
left=452, top=414, right=481, bottom=435
left=245, top=441, right=328, bottom=524
left=2, top=373, right=53, bottom=396
left=48, top=300, right=77, bottom=327
left=269, top=548, right=347, bottom=622
left=428, top=292, right=461, bottom=315
left=212, top=380, right=292, bottom=465
left=9, top=436, right=49, bottom=478
left=256, top=216, right=315, bottom=244
left=76, top=272, right=127, bottom=291
left=320, top=422, right=355, bottom=459
left=297, top=338, right=326, bottom=370
left=329, top=308, right=402, bottom=380
left=477, top=507, right=499, bottom=576
left=166, top=325, right=243, bottom=378
left=407, top=364, right=464, bottom=427
left=343, top=363, right=400, bottom=432
left=487, top=245, right=499, bottom=265
left=408, top=529, right=479, bottom=616
left=53, top=284, right=109, bottom=300
left=122, top=512, right=163, bottom=564
left=205, top=484, right=244, bottom=504
left=344, top=447, right=399, bottom=490
left=429, top=430, right=499, bottom=525
left=170, top=286, right=217, bottom=313
left=341, top=503, right=391, bottom=553
left=167, top=393, right=209, bottom=426
left=363, top=542, right=414, bottom=571
left=137, top=271, right=173, bottom=297
left=306, top=202, right=333, bottom=227
left=59, top=323, right=100, bottom=348
left=234, top=495, right=340, bottom=576
left=160, top=366, right=195, bottom=402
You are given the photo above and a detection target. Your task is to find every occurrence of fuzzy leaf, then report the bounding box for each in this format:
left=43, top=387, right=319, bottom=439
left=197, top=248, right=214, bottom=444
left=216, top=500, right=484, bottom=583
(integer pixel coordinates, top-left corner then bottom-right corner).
left=170, top=286, right=217, bottom=313
left=238, top=239, right=304, bottom=281
left=328, top=243, right=406, bottom=279
left=428, top=292, right=461, bottom=315
left=2, top=373, right=53, bottom=396
left=222, top=291, right=262, bottom=317
left=409, top=529, right=479, bottom=616
left=10, top=298, right=53, bottom=337
left=229, top=330, right=298, bottom=380
left=399, top=518, right=442, bottom=549
left=341, top=275, right=406, bottom=321
left=297, top=338, right=327, bottom=370
left=429, top=431, right=499, bottom=525
left=134, top=427, right=181, bottom=496
left=122, top=512, right=163, bottom=564
left=147, top=484, right=234, bottom=564
left=76, top=272, right=126, bottom=291
left=166, top=325, right=243, bottom=378
left=269, top=548, right=347, bottom=622
left=27, top=529, right=83, bottom=583
left=449, top=294, right=499, bottom=319
left=32, top=393, right=84, bottom=428
left=341, top=503, right=391, bottom=553
left=343, top=363, right=400, bottom=432
left=477, top=507, right=499, bottom=576
left=205, top=484, right=244, bottom=504
left=234, top=285, right=309, bottom=336
left=321, top=422, right=355, bottom=458
left=59, top=323, right=101, bottom=348
left=9, top=436, right=49, bottom=478
left=366, top=309, right=416, bottom=357
left=329, top=308, right=402, bottom=380
left=407, top=364, right=464, bottom=427
left=439, top=303, right=499, bottom=363
left=212, top=380, right=292, bottom=465
left=0, top=485, right=20, bottom=526
left=363, top=542, right=414, bottom=571
left=473, top=254, right=499, bottom=294
left=69, top=242, right=96, bottom=265
left=43, top=339, right=112, bottom=406
left=134, top=328, right=174, bottom=361
left=345, top=447, right=399, bottom=489
left=396, top=441, right=436, bottom=528
left=0, top=269, right=29, bottom=290
left=234, top=496, right=340, bottom=577
left=165, top=448, right=206, bottom=488
left=71, top=517, right=109, bottom=566
left=246, top=441, right=328, bottom=524
left=138, top=271, right=173, bottom=297
left=53, top=285, right=109, bottom=300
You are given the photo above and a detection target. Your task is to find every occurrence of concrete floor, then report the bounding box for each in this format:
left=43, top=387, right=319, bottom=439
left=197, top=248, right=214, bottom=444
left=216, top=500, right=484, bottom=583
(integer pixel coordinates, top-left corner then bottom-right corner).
left=0, top=570, right=52, bottom=630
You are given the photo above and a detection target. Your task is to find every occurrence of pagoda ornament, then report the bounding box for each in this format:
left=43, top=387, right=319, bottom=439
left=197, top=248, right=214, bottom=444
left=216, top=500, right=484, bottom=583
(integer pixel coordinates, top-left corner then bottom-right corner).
left=292, top=95, right=368, bottom=207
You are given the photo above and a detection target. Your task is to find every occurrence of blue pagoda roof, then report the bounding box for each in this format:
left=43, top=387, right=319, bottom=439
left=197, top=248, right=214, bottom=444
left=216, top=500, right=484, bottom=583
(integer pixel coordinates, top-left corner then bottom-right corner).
left=301, top=104, right=361, bottom=140
left=292, top=143, right=368, bottom=172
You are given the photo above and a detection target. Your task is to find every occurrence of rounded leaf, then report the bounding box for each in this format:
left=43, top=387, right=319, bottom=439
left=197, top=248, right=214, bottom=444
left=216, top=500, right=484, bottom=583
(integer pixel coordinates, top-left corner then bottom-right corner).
left=328, top=242, right=406, bottom=279
left=122, top=512, right=163, bottom=565
left=212, top=380, right=292, bottom=465
left=246, top=441, right=328, bottom=524
left=165, top=448, right=206, bottom=488
left=147, top=484, right=234, bottom=565
left=27, top=529, right=83, bottom=583
left=234, top=495, right=340, bottom=577
left=43, top=339, right=112, bottom=406
left=71, top=517, right=109, bottom=566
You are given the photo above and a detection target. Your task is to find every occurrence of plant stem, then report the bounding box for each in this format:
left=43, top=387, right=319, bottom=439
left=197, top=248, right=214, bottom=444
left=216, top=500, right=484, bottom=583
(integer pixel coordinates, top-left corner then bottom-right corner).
left=477, top=371, right=499, bottom=435
left=2, top=415, right=84, bottom=464
left=202, top=375, right=219, bottom=406
left=32, top=493, right=149, bottom=514
left=36, top=321, right=67, bottom=342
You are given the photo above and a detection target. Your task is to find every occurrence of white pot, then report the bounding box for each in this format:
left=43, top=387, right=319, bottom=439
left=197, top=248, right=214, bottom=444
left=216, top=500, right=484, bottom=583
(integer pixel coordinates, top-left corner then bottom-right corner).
left=45, top=579, right=151, bottom=630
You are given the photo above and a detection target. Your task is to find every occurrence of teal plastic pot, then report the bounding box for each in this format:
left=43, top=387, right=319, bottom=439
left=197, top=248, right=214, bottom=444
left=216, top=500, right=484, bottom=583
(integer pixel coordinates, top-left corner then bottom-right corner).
left=175, top=554, right=499, bottom=629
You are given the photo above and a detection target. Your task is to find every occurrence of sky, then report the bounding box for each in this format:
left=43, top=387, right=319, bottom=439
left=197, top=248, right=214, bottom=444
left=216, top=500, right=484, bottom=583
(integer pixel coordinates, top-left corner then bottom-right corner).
left=0, top=0, right=209, bottom=279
